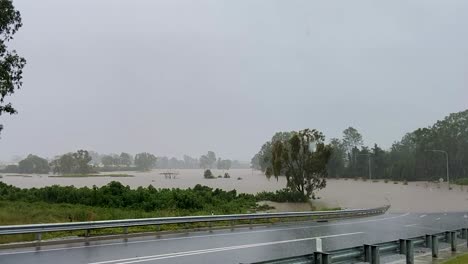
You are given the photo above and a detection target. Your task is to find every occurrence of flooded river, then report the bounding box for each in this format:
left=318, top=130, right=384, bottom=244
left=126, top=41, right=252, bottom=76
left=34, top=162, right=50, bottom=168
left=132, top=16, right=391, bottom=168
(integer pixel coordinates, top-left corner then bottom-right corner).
left=2, top=169, right=468, bottom=213
left=0, top=169, right=287, bottom=193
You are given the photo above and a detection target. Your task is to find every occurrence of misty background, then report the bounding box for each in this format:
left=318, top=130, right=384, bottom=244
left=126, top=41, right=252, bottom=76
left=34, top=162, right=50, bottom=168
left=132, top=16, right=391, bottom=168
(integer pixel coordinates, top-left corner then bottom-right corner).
left=0, top=0, right=467, bottom=161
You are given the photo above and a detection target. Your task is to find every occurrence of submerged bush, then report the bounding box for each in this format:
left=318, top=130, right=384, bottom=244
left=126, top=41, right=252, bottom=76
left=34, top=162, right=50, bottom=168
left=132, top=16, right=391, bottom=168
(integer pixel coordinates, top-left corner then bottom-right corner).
left=203, top=169, right=215, bottom=179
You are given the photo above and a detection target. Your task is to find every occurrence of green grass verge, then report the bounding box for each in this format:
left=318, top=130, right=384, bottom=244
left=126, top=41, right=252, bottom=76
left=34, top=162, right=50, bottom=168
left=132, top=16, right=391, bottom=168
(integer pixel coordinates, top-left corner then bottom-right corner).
left=442, top=253, right=468, bottom=264
left=0, top=200, right=341, bottom=244
left=0, top=200, right=227, bottom=244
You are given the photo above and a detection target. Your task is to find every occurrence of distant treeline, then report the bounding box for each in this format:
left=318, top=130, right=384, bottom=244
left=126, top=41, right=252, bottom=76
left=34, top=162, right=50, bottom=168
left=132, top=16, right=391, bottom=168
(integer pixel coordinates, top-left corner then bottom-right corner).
left=0, top=182, right=304, bottom=213
left=1, top=150, right=248, bottom=175
left=252, top=109, right=468, bottom=182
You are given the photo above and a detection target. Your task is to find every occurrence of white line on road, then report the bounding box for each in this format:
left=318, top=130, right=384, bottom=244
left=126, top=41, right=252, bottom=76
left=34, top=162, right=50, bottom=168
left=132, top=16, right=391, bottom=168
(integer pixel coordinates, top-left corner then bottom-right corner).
left=0, top=213, right=410, bottom=256
left=88, top=232, right=364, bottom=264
left=419, top=215, right=426, bottom=218
left=404, top=224, right=418, bottom=227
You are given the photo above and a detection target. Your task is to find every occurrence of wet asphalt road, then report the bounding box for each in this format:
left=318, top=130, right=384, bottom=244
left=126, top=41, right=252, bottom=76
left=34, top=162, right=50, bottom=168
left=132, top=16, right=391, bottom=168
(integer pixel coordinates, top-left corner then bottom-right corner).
left=0, top=212, right=467, bottom=264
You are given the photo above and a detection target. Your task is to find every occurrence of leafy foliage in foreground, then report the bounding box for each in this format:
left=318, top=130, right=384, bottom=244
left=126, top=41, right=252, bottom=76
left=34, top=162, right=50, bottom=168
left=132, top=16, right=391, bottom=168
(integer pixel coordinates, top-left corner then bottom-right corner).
left=0, top=181, right=258, bottom=213
left=0, top=181, right=310, bottom=214
left=0, top=0, right=27, bottom=134
left=256, top=189, right=309, bottom=203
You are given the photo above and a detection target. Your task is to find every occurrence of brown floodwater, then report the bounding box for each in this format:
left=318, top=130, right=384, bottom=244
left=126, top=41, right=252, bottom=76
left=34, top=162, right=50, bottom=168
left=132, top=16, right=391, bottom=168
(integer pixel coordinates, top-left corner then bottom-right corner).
left=2, top=169, right=468, bottom=213
left=0, top=169, right=286, bottom=193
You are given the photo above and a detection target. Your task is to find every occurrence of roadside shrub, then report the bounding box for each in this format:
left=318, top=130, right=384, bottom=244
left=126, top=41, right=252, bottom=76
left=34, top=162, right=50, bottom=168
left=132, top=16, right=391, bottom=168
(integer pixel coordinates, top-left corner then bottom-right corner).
left=224, top=173, right=230, bottom=178
left=0, top=182, right=257, bottom=214
left=255, top=189, right=308, bottom=203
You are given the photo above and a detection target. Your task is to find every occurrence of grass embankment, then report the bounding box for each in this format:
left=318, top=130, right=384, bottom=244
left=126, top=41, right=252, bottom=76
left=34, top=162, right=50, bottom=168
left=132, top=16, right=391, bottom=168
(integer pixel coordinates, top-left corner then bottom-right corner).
left=0, top=200, right=236, bottom=244
left=442, top=254, right=468, bottom=264
left=0, top=182, right=317, bottom=244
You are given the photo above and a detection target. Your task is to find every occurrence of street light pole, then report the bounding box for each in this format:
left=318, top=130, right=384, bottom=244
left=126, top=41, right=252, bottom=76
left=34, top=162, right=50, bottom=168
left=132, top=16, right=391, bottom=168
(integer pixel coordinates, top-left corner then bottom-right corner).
left=425, top=149, right=450, bottom=189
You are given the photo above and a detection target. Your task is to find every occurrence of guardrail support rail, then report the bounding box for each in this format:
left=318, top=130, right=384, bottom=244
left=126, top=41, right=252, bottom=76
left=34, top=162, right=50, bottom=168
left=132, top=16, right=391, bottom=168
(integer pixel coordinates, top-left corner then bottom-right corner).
left=399, top=239, right=407, bottom=255
left=425, top=234, right=432, bottom=249
left=250, top=227, right=468, bottom=264
left=35, top=232, right=41, bottom=242
left=406, top=240, right=414, bottom=264
left=364, top=244, right=372, bottom=262
left=0, top=205, right=390, bottom=246
left=450, top=231, right=457, bottom=252
left=313, top=251, right=330, bottom=264
left=371, top=245, right=380, bottom=264
left=466, top=228, right=468, bottom=247
left=432, top=234, right=439, bottom=258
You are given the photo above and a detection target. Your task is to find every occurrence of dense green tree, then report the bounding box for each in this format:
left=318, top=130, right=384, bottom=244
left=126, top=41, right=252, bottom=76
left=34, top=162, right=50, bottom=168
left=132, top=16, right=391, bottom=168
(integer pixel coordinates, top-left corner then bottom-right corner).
left=50, top=150, right=92, bottom=174
left=342, top=127, right=363, bottom=154
left=250, top=153, right=261, bottom=170
left=120, top=152, right=132, bottom=167
left=0, top=0, right=26, bottom=134
left=18, top=154, right=49, bottom=174
left=216, top=158, right=232, bottom=170
left=327, top=138, right=346, bottom=178
left=265, top=129, right=332, bottom=198
left=251, top=131, right=294, bottom=172
left=134, top=152, right=157, bottom=171
left=207, top=151, right=216, bottom=169
left=199, top=155, right=209, bottom=169
left=101, top=155, right=114, bottom=167
left=88, top=151, right=101, bottom=165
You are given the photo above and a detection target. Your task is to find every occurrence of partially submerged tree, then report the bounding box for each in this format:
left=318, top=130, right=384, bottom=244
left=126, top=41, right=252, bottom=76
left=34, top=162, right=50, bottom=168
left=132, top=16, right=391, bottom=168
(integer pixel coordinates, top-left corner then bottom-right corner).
left=18, top=154, right=50, bottom=174
left=0, top=0, right=26, bottom=134
left=203, top=169, right=214, bottom=179
left=50, top=150, right=92, bottom=174
left=265, top=129, right=331, bottom=199
left=134, top=152, right=157, bottom=171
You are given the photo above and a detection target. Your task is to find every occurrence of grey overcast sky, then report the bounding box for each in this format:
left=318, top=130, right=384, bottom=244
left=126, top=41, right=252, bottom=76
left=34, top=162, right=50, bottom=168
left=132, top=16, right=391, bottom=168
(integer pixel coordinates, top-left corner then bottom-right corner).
left=0, top=0, right=467, bottom=161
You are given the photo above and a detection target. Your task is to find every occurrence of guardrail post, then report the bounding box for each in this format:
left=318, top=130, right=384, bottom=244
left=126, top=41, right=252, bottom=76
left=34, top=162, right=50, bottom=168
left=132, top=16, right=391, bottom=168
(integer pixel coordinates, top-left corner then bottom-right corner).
left=123, top=227, right=128, bottom=235
left=445, top=231, right=451, bottom=243
left=432, top=235, right=439, bottom=258
left=35, top=232, right=42, bottom=242
left=85, top=229, right=90, bottom=238
left=249, top=219, right=252, bottom=229
left=466, top=229, right=468, bottom=248
left=399, top=239, right=407, bottom=255
left=450, top=231, right=457, bottom=252
left=462, top=228, right=468, bottom=239
left=371, top=245, right=380, bottom=264
left=425, top=234, right=432, bottom=249
left=406, top=240, right=414, bottom=264
left=364, top=244, right=372, bottom=262
left=313, top=252, right=330, bottom=264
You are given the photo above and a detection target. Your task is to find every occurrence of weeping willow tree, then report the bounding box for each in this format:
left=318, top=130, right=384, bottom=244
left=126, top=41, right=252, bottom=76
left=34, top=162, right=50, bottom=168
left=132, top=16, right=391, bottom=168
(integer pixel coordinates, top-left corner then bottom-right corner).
left=265, top=129, right=332, bottom=199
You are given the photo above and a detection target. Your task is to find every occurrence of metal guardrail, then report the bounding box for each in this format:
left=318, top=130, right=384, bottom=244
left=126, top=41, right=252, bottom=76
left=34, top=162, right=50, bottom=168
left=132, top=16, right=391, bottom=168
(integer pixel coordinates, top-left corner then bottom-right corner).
left=252, top=227, right=468, bottom=264
left=0, top=205, right=389, bottom=242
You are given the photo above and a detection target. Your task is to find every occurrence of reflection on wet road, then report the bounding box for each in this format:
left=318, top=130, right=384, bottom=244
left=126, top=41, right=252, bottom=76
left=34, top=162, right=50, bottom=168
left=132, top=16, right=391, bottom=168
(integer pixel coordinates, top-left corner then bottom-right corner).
left=0, top=212, right=466, bottom=264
